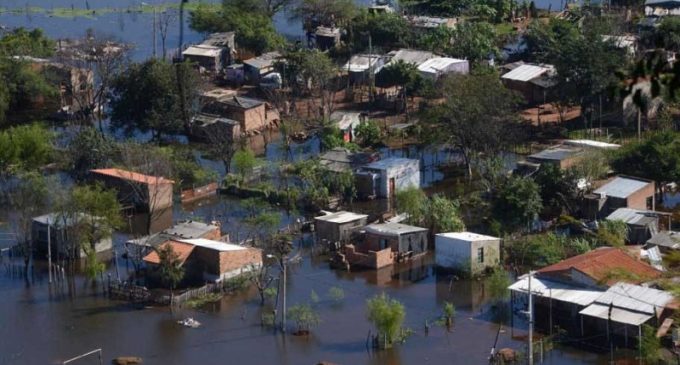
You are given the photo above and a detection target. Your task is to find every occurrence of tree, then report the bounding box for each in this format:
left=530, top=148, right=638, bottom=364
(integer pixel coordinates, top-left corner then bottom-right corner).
left=377, top=60, right=424, bottom=112
left=109, top=59, right=198, bottom=140
left=66, top=126, right=117, bottom=181
left=0, top=58, right=58, bottom=124
left=426, top=72, right=520, bottom=177
left=493, top=176, right=542, bottom=232
left=190, top=3, right=285, bottom=55
left=347, top=12, right=413, bottom=53
left=0, top=124, right=53, bottom=178
left=0, top=27, right=55, bottom=57
left=8, top=172, right=50, bottom=277
left=610, top=131, right=680, bottom=201
left=639, top=324, right=661, bottom=364
left=596, top=220, right=628, bottom=247
left=426, top=195, right=466, bottom=234
left=447, top=22, right=499, bottom=63
left=71, top=184, right=123, bottom=253
left=441, top=302, right=456, bottom=328
left=156, top=244, right=185, bottom=291
left=400, top=0, right=472, bottom=16
left=354, top=120, right=382, bottom=147
left=534, top=164, right=579, bottom=214
left=395, top=187, right=428, bottom=226
left=366, top=293, right=406, bottom=348
left=291, top=0, right=358, bottom=32
left=232, top=148, right=257, bottom=184
left=299, top=50, right=339, bottom=121
left=287, top=304, right=321, bottom=334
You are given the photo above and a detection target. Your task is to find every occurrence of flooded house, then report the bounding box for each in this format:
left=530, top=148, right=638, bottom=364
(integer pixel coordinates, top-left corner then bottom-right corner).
left=526, top=144, right=584, bottom=169
left=203, top=95, right=277, bottom=133
left=243, top=51, right=281, bottom=83
left=606, top=208, right=660, bottom=244
left=509, top=247, right=667, bottom=343
left=355, top=157, right=420, bottom=199
left=189, top=113, right=241, bottom=142
left=339, top=222, right=428, bottom=269
left=314, top=211, right=368, bottom=245
left=319, top=147, right=379, bottom=173
left=90, top=168, right=174, bottom=233
left=416, top=57, right=469, bottom=81
left=342, top=54, right=385, bottom=84
left=314, top=26, right=341, bottom=50
left=143, top=238, right=262, bottom=283
left=126, top=220, right=222, bottom=260
left=583, top=175, right=655, bottom=219
left=500, top=62, right=556, bottom=105
left=434, top=232, right=500, bottom=276
left=32, top=212, right=112, bottom=258
left=182, top=32, right=236, bottom=73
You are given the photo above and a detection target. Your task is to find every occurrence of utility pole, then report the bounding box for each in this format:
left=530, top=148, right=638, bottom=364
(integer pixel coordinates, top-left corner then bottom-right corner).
left=281, top=259, right=287, bottom=333
left=152, top=5, right=157, bottom=58
left=368, top=32, right=374, bottom=103
left=528, top=271, right=534, bottom=365
left=47, top=217, right=52, bottom=284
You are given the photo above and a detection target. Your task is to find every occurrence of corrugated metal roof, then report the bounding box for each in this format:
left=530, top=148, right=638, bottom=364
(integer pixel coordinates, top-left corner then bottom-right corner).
left=91, top=168, right=174, bottom=185
left=343, top=54, right=383, bottom=73
left=143, top=241, right=195, bottom=265
left=647, top=231, right=680, bottom=249
left=594, top=176, right=652, bottom=199
left=509, top=276, right=603, bottom=306
left=365, top=222, right=428, bottom=236
left=563, top=139, right=621, bottom=150
left=243, top=51, right=281, bottom=69
left=180, top=238, right=246, bottom=252
left=579, top=282, right=674, bottom=325
left=365, top=157, right=419, bottom=171
left=315, top=211, right=368, bottom=224
left=501, top=64, right=553, bottom=82
left=579, top=303, right=652, bottom=326
left=386, top=49, right=435, bottom=66
left=606, top=208, right=658, bottom=226
left=182, top=45, right=222, bottom=58
left=528, top=146, right=581, bottom=162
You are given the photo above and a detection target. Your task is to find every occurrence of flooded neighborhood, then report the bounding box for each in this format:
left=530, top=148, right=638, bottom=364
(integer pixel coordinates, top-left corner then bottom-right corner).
left=1, top=0, right=680, bottom=364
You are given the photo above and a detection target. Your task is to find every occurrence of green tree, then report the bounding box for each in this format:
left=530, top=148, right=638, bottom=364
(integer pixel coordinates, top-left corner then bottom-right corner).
left=610, top=132, right=680, bottom=201
left=0, top=124, right=53, bottom=177
left=395, top=187, right=428, bottom=225
left=83, top=246, right=106, bottom=280
left=287, top=304, right=321, bottom=333
left=596, top=220, right=628, bottom=247
left=377, top=60, right=425, bottom=111
left=426, top=195, right=466, bottom=233
left=291, top=0, right=357, bottom=32
left=190, top=3, right=285, bottom=55
left=66, top=126, right=117, bottom=181
left=493, top=176, right=542, bottom=232
left=639, top=324, right=661, bottom=364
left=366, top=293, right=406, bottom=348
left=400, top=0, right=472, bottom=16
left=109, top=59, right=198, bottom=140
left=156, top=244, right=186, bottom=291
left=447, top=22, right=499, bottom=63
left=426, top=72, right=520, bottom=177
left=232, top=148, right=257, bottom=184
left=0, top=58, right=58, bottom=124
left=347, top=12, right=413, bottom=53
left=71, top=183, right=123, bottom=254
left=355, top=120, right=382, bottom=147
left=534, top=164, right=579, bottom=214
left=0, top=28, right=55, bottom=58
left=441, top=302, right=456, bottom=327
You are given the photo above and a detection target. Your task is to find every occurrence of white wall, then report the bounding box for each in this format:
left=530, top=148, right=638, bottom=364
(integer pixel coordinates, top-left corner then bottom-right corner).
left=435, top=235, right=472, bottom=271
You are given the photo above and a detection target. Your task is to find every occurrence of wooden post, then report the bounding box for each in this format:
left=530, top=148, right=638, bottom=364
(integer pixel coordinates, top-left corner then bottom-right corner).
left=47, top=217, right=52, bottom=284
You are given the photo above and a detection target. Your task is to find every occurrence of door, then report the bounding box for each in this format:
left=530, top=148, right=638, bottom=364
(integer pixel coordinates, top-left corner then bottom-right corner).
left=389, top=178, right=395, bottom=198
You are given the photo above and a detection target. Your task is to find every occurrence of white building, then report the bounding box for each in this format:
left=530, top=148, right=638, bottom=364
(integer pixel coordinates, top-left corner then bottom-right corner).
left=435, top=232, right=500, bottom=275
left=417, top=57, right=469, bottom=80
left=356, top=157, right=420, bottom=198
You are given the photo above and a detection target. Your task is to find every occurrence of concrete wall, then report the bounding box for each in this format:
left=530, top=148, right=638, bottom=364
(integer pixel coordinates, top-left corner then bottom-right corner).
left=364, top=230, right=428, bottom=255
left=315, top=217, right=368, bottom=244
left=344, top=244, right=394, bottom=269
left=371, top=159, right=420, bottom=198
left=435, top=236, right=500, bottom=275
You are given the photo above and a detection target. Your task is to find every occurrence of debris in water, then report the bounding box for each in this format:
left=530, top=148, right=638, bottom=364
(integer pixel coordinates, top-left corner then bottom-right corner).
left=177, top=318, right=201, bottom=328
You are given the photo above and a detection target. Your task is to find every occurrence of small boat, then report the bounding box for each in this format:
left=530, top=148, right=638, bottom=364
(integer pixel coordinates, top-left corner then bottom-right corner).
left=177, top=317, right=201, bottom=328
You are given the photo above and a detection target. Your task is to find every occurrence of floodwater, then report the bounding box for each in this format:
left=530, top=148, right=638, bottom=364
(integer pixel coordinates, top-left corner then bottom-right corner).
left=0, top=1, right=615, bottom=364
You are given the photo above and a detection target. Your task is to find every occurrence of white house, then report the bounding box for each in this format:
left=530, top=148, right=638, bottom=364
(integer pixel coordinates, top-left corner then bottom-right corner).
left=435, top=232, right=500, bottom=275
left=356, top=157, right=420, bottom=198
left=417, top=57, right=469, bottom=80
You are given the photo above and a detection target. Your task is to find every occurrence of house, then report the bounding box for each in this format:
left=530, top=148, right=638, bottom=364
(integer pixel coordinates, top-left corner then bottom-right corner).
left=330, top=111, right=364, bottom=142
left=201, top=32, right=236, bottom=65
left=368, top=0, right=395, bottom=14
left=32, top=212, right=112, bottom=259
left=383, top=49, right=435, bottom=69
left=143, top=238, right=262, bottom=283
left=355, top=157, right=420, bottom=198
left=646, top=231, right=680, bottom=252
left=314, top=211, right=368, bottom=245
left=203, top=95, right=273, bottom=133
left=90, top=168, right=174, bottom=233
left=182, top=45, right=226, bottom=73
left=189, top=113, right=241, bottom=142
left=526, top=144, right=584, bottom=169
left=243, top=51, right=281, bottom=83
left=314, top=26, right=341, bottom=50
left=319, top=147, right=379, bottom=173
left=404, top=15, right=457, bottom=31
left=508, top=248, right=667, bottom=342
left=501, top=62, right=556, bottom=105
left=339, top=222, right=428, bottom=269
left=342, top=54, right=385, bottom=83
left=645, top=0, right=680, bottom=16
left=199, top=88, right=237, bottom=105
left=126, top=220, right=222, bottom=260
left=434, top=232, right=500, bottom=276
left=583, top=176, right=655, bottom=219
left=606, top=208, right=660, bottom=244
left=417, top=57, right=469, bottom=81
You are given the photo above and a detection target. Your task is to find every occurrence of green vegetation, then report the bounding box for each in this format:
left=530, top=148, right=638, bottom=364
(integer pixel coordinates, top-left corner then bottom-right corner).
left=366, top=293, right=406, bottom=348
left=396, top=188, right=466, bottom=233
left=0, top=124, right=53, bottom=175
left=156, top=244, right=186, bottom=291
left=287, top=304, right=321, bottom=334
left=441, top=302, right=456, bottom=327
left=595, top=220, right=628, bottom=247
left=185, top=293, right=223, bottom=308
left=327, top=287, right=345, bottom=303
left=508, top=233, right=593, bottom=269
left=639, top=324, right=661, bottom=363
left=493, top=176, right=542, bottom=232
left=354, top=120, right=382, bottom=147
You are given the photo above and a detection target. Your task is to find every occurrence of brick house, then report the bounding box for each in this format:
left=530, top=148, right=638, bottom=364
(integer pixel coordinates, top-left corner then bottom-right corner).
left=583, top=175, right=655, bottom=219
left=90, top=168, right=174, bottom=233
left=203, top=95, right=276, bottom=133
left=126, top=220, right=223, bottom=262
left=143, top=238, right=262, bottom=283
left=314, top=211, right=368, bottom=245
left=526, top=145, right=584, bottom=169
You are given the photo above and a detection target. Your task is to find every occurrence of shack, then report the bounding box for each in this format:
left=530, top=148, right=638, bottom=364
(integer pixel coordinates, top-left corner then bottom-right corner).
left=583, top=175, right=655, bottom=218
left=356, top=157, right=420, bottom=199
left=606, top=208, right=660, bottom=244
left=143, top=238, right=262, bottom=283
left=501, top=62, right=556, bottom=105
left=314, top=26, right=341, bottom=50
left=434, top=232, right=500, bottom=276
left=90, top=168, right=174, bottom=233
left=243, top=51, right=281, bottom=83
left=330, top=111, right=363, bottom=143
left=182, top=45, right=226, bottom=73
left=363, top=222, right=429, bottom=258
left=32, top=212, right=112, bottom=259
left=201, top=32, right=236, bottom=65
left=645, top=0, right=680, bottom=16
left=319, top=147, right=379, bottom=173
left=314, top=211, right=368, bottom=245
left=343, top=54, right=385, bottom=83
left=417, top=57, right=469, bottom=81
left=189, top=113, right=241, bottom=142
left=526, top=144, right=584, bottom=169
left=382, top=49, right=435, bottom=69
left=203, top=95, right=271, bottom=133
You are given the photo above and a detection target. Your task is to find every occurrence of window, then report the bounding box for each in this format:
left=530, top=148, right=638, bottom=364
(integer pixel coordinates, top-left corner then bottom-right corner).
left=646, top=196, right=653, bottom=210
left=379, top=238, right=388, bottom=250
left=477, top=247, right=484, bottom=264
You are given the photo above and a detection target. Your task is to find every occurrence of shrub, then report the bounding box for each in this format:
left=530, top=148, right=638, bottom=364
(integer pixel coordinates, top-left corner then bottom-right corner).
left=366, top=293, right=406, bottom=348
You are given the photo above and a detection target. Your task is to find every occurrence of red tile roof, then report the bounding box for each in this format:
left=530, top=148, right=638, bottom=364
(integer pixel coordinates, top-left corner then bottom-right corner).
left=537, top=247, right=661, bottom=285
left=143, top=240, right=195, bottom=265
left=91, top=168, right=174, bottom=185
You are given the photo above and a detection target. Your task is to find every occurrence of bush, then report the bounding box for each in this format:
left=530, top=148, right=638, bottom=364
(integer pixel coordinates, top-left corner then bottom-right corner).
left=327, top=286, right=345, bottom=303
left=596, top=220, right=628, bottom=247
left=355, top=120, right=381, bottom=147
left=288, top=304, right=321, bottom=333
left=367, top=293, right=406, bottom=348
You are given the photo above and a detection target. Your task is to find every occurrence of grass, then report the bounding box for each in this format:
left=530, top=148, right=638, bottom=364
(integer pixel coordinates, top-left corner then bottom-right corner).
left=184, top=293, right=222, bottom=308
left=494, top=22, right=517, bottom=37
left=0, top=2, right=220, bottom=18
